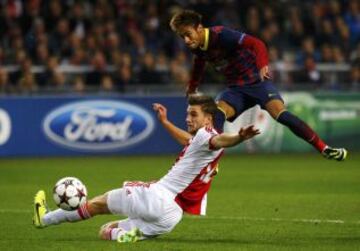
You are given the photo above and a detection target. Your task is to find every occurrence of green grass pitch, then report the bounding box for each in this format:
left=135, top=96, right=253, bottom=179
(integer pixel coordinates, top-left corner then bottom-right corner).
left=0, top=153, right=359, bottom=251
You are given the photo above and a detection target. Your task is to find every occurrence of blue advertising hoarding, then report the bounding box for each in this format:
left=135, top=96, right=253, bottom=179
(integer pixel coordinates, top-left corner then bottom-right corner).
left=0, top=95, right=187, bottom=157
left=1, top=93, right=359, bottom=157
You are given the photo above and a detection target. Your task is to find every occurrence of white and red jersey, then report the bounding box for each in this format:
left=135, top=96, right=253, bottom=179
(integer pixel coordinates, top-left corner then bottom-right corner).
left=157, top=126, right=224, bottom=216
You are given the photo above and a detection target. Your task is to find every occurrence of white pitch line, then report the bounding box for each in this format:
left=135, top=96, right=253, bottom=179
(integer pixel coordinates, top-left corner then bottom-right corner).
left=0, top=209, right=31, bottom=213
left=186, top=215, right=360, bottom=225
left=1, top=209, right=358, bottom=225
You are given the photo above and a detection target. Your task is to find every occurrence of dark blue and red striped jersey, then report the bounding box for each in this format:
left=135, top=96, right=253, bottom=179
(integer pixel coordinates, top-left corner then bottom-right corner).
left=189, top=26, right=268, bottom=88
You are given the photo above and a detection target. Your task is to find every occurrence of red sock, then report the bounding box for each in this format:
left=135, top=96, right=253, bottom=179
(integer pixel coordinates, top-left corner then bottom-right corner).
left=308, top=134, right=327, bottom=152
left=277, top=111, right=327, bottom=152
left=77, top=202, right=92, bottom=220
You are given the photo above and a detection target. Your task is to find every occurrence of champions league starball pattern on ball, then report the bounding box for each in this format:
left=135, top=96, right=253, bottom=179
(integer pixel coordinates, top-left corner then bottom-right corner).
left=53, top=177, right=87, bottom=211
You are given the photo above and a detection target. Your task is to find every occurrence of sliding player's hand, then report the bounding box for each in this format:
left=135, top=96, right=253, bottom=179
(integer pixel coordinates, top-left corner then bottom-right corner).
left=238, top=125, right=260, bottom=141
left=259, top=66, right=271, bottom=81
left=153, top=103, right=168, bottom=123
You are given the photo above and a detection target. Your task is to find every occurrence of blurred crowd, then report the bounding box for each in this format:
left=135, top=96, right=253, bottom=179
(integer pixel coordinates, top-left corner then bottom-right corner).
left=0, top=0, right=359, bottom=95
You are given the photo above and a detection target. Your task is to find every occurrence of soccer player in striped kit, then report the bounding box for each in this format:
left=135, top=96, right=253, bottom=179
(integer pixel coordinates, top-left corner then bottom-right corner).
left=33, top=94, right=260, bottom=242
left=170, top=10, right=347, bottom=161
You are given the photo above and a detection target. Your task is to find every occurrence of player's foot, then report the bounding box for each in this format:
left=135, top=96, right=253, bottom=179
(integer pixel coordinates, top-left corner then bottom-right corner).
left=33, top=190, right=48, bottom=228
left=117, top=228, right=142, bottom=243
left=322, top=147, right=348, bottom=161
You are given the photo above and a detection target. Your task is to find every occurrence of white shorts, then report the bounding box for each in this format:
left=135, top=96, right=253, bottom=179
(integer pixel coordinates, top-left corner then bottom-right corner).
left=107, top=181, right=183, bottom=236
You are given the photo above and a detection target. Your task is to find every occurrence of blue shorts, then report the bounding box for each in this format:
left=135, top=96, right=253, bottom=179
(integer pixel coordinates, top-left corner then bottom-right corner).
left=216, top=81, right=284, bottom=122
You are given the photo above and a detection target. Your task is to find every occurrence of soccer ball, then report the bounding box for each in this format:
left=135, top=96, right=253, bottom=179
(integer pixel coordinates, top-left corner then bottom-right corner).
left=53, top=177, right=87, bottom=211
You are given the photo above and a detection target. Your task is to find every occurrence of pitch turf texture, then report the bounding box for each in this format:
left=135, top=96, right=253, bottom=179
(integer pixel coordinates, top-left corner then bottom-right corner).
left=0, top=154, right=359, bottom=251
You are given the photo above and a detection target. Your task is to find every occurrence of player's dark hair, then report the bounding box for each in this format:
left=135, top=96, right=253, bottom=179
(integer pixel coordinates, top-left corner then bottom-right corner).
left=188, top=94, right=217, bottom=122
left=170, top=10, right=202, bottom=31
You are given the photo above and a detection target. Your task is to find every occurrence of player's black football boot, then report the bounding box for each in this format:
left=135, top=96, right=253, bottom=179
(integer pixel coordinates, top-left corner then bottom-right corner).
left=322, top=147, right=348, bottom=161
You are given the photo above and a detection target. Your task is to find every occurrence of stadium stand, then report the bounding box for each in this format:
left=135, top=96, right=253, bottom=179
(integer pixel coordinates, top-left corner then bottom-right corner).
left=0, top=0, right=358, bottom=94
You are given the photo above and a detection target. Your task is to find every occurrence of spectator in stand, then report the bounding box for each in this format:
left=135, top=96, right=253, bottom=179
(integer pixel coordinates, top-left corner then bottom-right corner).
left=334, top=16, right=351, bottom=52
left=99, top=75, right=114, bottom=93
left=137, top=52, right=161, bottom=85
left=0, top=68, right=14, bottom=94
left=268, top=46, right=283, bottom=86
left=18, top=70, right=38, bottom=94
left=44, top=0, right=63, bottom=32
left=112, top=65, right=131, bottom=93
left=0, top=47, right=5, bottom=65
left=287, top=7, right=305, bottom=48
left=294, top=56, right=323, bottom=88
left=36, top=56, right=58, bottom=87
left=320, top=43, right=335, bottom=87
left=0, top=1, right=358, bottom=92
left=327, top=45, right=347, bottom=90
left=245, top=6, right=261, bottom=37
left=296, top=37, right=321, bottom=66
left=86, top=50, right=107, bottom=86
left=344, top=0, right=360, bottom=48
left=51, top=71, right=68, bottom=92
left=213, top=1, right=241, bottom=29
left=69, top=47, right=88, bottom=66
left=155, top=51, right=171, bottom=84
left=346, top=47, right=360, bottom=90
left=49, top=18, right=70, bottom=57
left=72, top=75, right=86, bottom=94
left=104, top=32, right=121, bottom=61
left=349, top=64, right=359, bottom=90
left=169, top=51, right=190, bottom=87
left=68, top=2, right=91, bottom=39
left=143, top=3, right=161, bottom=53
left=320, top=44, right=334, bottom=63
left=35, top=43, right=49, bottom=66
left=24, top=18, right=47, bottom=59
left=66, top=33, right=83, bottom=62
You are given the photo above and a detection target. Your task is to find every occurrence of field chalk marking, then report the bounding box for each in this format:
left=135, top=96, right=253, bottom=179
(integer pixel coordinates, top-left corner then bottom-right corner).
left=186, top=215, right=360, bottom=225
left=1, top=209, right=358, bottom=225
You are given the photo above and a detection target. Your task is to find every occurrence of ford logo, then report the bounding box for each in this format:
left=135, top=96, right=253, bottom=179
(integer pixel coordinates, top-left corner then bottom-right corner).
left=43, top=100, right=155, bottom=151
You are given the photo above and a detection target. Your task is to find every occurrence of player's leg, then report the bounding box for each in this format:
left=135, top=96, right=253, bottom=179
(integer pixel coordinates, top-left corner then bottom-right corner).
left=33, top=190, right=113, bottom=228
left=106, top=203, right=182, bottom=242
left=214, top=100, right=233, bottom=132
left=265, top=99, right=327, bottom=151
left=264, top=96, right=347, bottom=161
left=99, top=219, right=146, bottom=242
left=104, top=187, right=148, bottom=242
left=102, top=185, right=183, bottom=243
left=215, top=87, right=250, bottom=132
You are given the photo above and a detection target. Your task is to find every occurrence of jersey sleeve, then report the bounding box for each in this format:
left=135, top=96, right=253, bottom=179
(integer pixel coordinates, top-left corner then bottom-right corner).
left=217, top=27, right=246, bottom=51
left=188, top=55, right=206, bottom=90
left=217, top=27, right=269, bottom=69
left=192, top=127, right=218, bottom=151
left=237, top=34, right=269, bottom=69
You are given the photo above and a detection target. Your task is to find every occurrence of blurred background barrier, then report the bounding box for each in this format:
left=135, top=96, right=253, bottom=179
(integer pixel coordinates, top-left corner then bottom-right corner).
left=227, top=92, right=360, bottom=153
left=0, top=95, right=187, bottom=157
left=0, top=92, right=359, bottom=157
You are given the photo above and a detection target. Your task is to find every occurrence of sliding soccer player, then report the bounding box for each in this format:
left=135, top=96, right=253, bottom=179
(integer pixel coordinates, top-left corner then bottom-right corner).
left=33, top=94, right=260, bottom=242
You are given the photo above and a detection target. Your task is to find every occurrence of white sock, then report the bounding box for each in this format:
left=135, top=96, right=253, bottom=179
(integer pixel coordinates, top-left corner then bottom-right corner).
left=110, top=228, right=127, bottom=240
left=43, top=203, right=92, bottom=226
left=112, top=228, right=147, bottom=241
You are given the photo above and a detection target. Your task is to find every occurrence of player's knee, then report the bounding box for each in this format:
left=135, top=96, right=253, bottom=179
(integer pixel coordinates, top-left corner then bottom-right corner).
left=87, top=194, right=110, bottom=215
left=216, top=100, right=235, bottom=119
left=265, top=99, right=285, bottom=119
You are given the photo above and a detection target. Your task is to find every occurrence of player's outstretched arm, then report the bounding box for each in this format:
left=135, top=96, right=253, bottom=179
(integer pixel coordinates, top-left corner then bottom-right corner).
left=186, top=56, right=206, bottom=96
left=153, top=103, right=192, bottom=146
left=239, top=35, right=270, bottom=81
left=210, top=125, right=260, bottom=149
